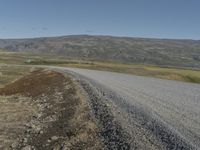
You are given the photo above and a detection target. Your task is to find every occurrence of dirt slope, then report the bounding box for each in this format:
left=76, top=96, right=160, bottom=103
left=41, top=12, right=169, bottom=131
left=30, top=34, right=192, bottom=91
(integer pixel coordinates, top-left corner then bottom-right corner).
left=0, top=69, right=102, bottom=149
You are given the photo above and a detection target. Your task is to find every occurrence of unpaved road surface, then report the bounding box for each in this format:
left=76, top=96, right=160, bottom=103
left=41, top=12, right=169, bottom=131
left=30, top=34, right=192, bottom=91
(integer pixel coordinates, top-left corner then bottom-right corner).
left=55, top=67, right=200, bottom=150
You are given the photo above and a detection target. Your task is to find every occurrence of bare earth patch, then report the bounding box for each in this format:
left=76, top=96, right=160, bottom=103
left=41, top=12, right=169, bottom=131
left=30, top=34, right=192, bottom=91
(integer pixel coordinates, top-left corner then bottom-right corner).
left=0, top=69, right=102, bottom=149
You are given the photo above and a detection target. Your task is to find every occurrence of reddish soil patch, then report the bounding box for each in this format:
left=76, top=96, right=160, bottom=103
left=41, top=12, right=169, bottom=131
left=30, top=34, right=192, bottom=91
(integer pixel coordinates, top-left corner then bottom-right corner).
left=0, top=69, right=66, bottom=98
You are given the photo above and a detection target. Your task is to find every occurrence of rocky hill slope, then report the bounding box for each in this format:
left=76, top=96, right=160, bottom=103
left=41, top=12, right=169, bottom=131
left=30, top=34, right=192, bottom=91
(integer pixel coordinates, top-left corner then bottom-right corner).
left=0, top=35, right=200, bottom=68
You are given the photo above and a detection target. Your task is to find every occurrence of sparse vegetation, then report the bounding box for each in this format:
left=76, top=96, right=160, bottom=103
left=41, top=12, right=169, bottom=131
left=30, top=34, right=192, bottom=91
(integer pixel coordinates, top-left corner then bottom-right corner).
left=0, top=68, right=102, bottom=149
left=0, top=65, right=32, bottom=88
left=0, top=35, right=200, bottom=68
left=0, top=51, right=200, bottom=83
left=59, top=61, right=200, bottom=84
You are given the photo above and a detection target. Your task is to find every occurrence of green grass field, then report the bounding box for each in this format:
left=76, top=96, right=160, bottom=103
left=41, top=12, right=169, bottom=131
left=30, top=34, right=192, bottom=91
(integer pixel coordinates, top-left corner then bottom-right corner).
left=0, top=65, right=32, bottom=88
left=59, top=61, right=200, bottom=83
left=1, top=51, right=200, bottom=84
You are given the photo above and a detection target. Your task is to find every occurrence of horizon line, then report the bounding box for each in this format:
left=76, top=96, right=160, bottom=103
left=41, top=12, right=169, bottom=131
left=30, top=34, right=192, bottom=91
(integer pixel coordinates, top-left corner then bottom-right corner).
left=0, top=34, right=199, bottom=41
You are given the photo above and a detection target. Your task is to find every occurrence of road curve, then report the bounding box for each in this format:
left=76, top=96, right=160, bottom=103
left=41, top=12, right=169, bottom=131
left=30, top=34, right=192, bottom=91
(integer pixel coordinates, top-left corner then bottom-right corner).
left=56, top=67, right=200, bottom=149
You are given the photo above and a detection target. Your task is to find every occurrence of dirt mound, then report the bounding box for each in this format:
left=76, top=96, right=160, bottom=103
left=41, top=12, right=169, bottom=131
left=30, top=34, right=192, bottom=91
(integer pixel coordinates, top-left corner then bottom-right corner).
left=0, top=69, right=102, bottom=149
left=0, top=69, right=66, bottom=98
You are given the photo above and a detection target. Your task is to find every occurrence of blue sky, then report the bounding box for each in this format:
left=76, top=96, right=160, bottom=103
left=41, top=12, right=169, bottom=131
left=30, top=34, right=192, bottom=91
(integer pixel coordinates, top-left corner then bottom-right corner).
left=0, top=0, right=200, bottom=39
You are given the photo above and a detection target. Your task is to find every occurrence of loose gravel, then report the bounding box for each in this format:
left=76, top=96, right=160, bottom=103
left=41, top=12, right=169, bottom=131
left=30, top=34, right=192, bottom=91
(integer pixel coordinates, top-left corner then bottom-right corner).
left=57, top=67, right=200, bottom=150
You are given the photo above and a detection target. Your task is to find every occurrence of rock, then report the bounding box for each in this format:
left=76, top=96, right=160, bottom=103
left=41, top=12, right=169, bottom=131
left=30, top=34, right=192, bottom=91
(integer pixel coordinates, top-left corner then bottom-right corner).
left=23, top=138, right=28, bottom=143
left=51, top=136, right=59, bottom=141
left=25, top=129, right=31, bottom=134
left=37, top=113, right=42, bottom=118
left=21, top=145, right=32, bottom=150
left=47, top=139, right=51, bottom=143
left=38, top=130, right=44, bottom=134
left=10, top=142, right=18, bottom=148
left=25, top=123, right=31, bottom=128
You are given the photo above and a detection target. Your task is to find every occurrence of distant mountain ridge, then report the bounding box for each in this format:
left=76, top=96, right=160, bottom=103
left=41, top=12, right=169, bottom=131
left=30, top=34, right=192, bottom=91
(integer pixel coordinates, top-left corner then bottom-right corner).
left=0, top=35, right=200, bottom=68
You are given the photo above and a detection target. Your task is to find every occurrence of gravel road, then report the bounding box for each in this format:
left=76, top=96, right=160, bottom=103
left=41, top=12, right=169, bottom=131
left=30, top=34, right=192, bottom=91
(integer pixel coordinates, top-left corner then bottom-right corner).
left=53, top=67, right=200, bottom=149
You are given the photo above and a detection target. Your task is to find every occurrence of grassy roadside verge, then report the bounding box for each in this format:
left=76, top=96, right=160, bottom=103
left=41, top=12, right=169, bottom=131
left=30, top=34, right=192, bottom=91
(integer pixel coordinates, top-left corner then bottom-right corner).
left=57, top=62, right=200, bottom=83
left=1, top=51, right=200, bottom=83
left=0, top=65, right=33, bottom=88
